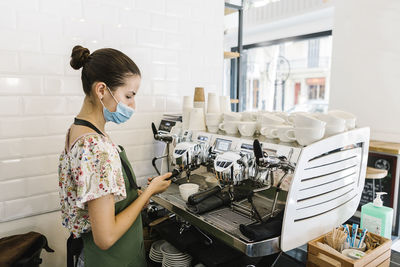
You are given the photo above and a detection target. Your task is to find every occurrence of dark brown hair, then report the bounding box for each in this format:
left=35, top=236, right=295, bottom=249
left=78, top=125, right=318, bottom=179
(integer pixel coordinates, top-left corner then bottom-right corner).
left=70, top=45, right=141, bottom=95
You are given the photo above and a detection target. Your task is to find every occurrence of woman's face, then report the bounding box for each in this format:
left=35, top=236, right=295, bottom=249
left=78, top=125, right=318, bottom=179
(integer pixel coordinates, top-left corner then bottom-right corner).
left=102, top=75, right=141, bottom=112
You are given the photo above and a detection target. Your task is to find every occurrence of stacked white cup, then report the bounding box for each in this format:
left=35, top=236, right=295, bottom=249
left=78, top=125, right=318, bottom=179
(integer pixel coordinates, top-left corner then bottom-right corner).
left=219, top=96, right=231, bottom=113
left=259, top=114, right=286, bottom=138
left=182, top=96, right=193, bottom=130
left=328, top=110, right=357, bottom=130
left=315, top=113, right=346, bottom=137
left=206, top=113, right=223, bottom=133
left=207, top=93, right=220, bottom=113
left=285, top=113, right=326, bottom=146
left=188, top=108, right=206, bottom=131
left=218, top=112, right=241, bottom=135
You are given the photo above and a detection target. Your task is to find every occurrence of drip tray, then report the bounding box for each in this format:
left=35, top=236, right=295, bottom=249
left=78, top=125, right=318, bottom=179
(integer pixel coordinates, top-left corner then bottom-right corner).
left=151, top=174, right=281, bottom=257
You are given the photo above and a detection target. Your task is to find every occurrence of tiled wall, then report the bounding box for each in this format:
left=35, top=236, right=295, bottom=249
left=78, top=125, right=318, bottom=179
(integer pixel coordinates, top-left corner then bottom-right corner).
left=0, top=0, right=224, bottom=264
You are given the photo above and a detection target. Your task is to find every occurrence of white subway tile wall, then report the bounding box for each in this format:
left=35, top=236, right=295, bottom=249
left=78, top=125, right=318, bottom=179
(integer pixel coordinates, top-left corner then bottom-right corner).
left=0, top=0, right=224, bottom=227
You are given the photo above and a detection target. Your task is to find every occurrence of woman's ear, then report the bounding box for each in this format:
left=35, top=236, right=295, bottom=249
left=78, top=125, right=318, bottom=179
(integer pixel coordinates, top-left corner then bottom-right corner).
left=93, top=82, right=107, bottom=100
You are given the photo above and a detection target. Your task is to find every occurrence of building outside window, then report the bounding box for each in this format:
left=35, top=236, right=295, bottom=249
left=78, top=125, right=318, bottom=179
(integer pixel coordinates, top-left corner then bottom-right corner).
left=230, top=32, right=332, bottom=113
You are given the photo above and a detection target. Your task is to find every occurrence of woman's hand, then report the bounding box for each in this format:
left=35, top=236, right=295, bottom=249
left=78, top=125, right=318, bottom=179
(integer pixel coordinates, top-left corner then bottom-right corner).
left=146, top=172, right=172, bottom=195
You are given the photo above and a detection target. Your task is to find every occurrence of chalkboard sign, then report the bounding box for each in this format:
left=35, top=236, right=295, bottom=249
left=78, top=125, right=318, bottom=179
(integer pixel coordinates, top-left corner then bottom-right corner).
left=358, top=152, right=397, bottom=210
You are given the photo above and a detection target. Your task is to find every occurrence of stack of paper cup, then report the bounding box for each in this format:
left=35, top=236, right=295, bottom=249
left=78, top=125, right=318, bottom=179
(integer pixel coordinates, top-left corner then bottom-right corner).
left=182, top=96, right=193, bottom=130
left=219, top=96, right=231, bottom=113
left=207, top=93, right=220, bottom=113
left=188, top=108, right=206, bottom=131
left=194, top=87, right=206, bottom=114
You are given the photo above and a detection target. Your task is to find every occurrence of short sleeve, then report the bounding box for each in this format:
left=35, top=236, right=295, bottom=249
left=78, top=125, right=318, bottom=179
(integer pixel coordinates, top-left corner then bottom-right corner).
left=72, top=135, right=127, bottom=209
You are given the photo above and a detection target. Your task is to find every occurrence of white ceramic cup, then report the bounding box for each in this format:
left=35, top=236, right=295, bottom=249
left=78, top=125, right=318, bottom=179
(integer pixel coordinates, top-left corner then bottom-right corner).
left=286, top=127, right=325, bottom=146
left=290, top=113, right=326, bottom=128
left=207, top=93, right=220, bottom=113
left=183, top=96, right=193, bottom=109
left=237, top=121, right=257, bottom=137
left=325, top=124, right=347, bottom=137
left=179, top=183, right=199, bottom=202
left=273, top=112, right=290, bottom=122
left=315, top=113, right=346, bottom=137
left=259, top=114, right=286, bottom=126
left=328, top=110, right=357, bottom=130
left=219, top=96, right=231, bottom=113
left=206, top=113, right=223, bottom=126
left=241, top=111, right=257, bottom=122
left=260, top=125, right=279, bottom=139
left=270, top=125, right=295, bottom=142
left=207, top=125, right=219, bottom=133
left=188, top=108, right=206, bottom=131
left=219, top=121, right=240, bottom=135
left=223, top=112, right=242, bottom=121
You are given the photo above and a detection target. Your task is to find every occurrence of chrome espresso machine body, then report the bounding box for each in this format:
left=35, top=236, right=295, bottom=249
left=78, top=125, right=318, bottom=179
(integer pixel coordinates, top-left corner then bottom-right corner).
left=151, top=127, right=370, bottom=257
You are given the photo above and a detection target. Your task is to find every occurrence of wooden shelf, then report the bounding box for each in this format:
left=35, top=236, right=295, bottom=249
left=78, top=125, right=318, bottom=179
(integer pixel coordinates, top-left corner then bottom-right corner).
left=369, top=140, right=400, bottom=155
left=224, top=51, right=240, bottom=59
left=224, top=7, right=237, bottom=15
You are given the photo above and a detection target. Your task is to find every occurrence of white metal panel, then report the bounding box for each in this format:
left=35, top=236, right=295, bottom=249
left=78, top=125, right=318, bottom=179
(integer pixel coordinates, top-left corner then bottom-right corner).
left=280, top=127, right=370, bottom=252
left=301, top=155, right=360, bottom=180
left=306, top=147, right=362, bottom=169
left=299, top=166, right=359, bottom=190
left=297, top=174, right=356, bottom=200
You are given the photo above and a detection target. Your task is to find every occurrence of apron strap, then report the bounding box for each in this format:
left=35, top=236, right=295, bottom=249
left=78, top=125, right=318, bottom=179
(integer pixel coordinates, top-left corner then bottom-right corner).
left=74, top=118, right=105, bottom=136
left=67, top=234, right=83, bottom=267
left=73, top=118, right=138, bottom=190
left=118, top=145, right=139, bottom=190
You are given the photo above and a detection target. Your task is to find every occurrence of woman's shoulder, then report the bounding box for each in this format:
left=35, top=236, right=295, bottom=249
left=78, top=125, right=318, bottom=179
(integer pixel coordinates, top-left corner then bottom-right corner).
left=72, top=134, right=118, bottom=154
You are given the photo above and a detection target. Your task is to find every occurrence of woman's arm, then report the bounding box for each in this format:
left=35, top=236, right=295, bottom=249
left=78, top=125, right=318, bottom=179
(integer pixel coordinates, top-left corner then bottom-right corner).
left=88, top=172, right=171, bottom=250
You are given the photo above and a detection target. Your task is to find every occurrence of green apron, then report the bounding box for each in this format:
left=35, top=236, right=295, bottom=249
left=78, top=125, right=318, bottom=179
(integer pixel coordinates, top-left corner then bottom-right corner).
left=81, top=146, right=147, bottom=267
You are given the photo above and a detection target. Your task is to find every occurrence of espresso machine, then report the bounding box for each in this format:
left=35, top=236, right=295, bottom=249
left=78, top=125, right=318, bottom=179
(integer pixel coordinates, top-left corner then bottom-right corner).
left=151, top=126, right=370, bottom=257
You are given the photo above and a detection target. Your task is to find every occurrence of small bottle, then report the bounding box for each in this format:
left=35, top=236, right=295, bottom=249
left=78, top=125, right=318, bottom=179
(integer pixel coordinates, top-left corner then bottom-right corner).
left=360, top=192, right=393, bottom=238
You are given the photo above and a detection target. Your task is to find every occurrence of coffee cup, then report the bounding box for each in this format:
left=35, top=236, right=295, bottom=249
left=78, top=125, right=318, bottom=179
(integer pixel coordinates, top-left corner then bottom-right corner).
left=179, top=183, right=199, bottom=202
left=328, top=110, right=356, bottom=130
left=207, top=93, right=220, bottom=113
left=270, top=125, right=295, bottom=142
left=219, top=121, right=240, bottom=135
left=241, top=111, right=257, bottom=122
left=194, top=101, right=206, bottom=114
left=207, top=125, right=219, bottom=133
left=223, top=112, right=242, bottom=122
left=325, top=124, right=346, bottom=137
left=289, top=113, right=326, bottom=128
left=220, top=96, right=231, bottom=113
left=260, top=125, right=279, bottom=139
left=315, top=113, right=346, bottom=137
left=188, top=108, right=206, bottom=131
left=259, top=114, right=286, bottom=126
left=182, top=107, right=192, bottom=130
left=183, top=96, right=193, bottom=109
left=206, top=113, right=223, bottom=126
left=237, top=121, right=257, bottom=137
left=286, top=127, right=325, bottom=146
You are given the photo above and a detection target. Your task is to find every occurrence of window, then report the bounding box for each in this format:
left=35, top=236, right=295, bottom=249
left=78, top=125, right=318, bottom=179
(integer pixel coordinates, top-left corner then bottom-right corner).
left=230, top=31, right=332, bottom=113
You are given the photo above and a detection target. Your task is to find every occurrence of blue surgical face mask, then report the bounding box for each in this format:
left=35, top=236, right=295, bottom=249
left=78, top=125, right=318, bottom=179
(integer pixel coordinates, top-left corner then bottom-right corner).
left=100, top=87, right=134, bottom=124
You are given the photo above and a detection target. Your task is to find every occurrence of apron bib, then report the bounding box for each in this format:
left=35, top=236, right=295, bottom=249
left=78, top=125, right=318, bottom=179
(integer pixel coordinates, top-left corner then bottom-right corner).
left=73, top=118, right=146, bottom=267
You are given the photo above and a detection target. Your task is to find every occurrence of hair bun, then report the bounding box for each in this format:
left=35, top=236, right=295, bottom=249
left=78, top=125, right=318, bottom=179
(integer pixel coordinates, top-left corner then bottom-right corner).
left=70, top=45, right=90, bottom=70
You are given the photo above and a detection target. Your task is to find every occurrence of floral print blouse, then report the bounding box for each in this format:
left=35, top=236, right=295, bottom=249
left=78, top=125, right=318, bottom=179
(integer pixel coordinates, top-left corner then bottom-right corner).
left=58, top=132, right=127, bottom=238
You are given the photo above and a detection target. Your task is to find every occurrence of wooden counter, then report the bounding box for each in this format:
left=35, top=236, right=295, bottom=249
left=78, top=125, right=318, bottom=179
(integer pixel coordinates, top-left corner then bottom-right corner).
left=369, top=140, right=400, bottom=155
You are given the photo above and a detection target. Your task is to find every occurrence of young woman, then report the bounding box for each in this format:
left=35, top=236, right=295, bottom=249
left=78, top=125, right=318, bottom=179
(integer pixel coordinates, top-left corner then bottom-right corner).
left=58, top=45, right=172, bottom=266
